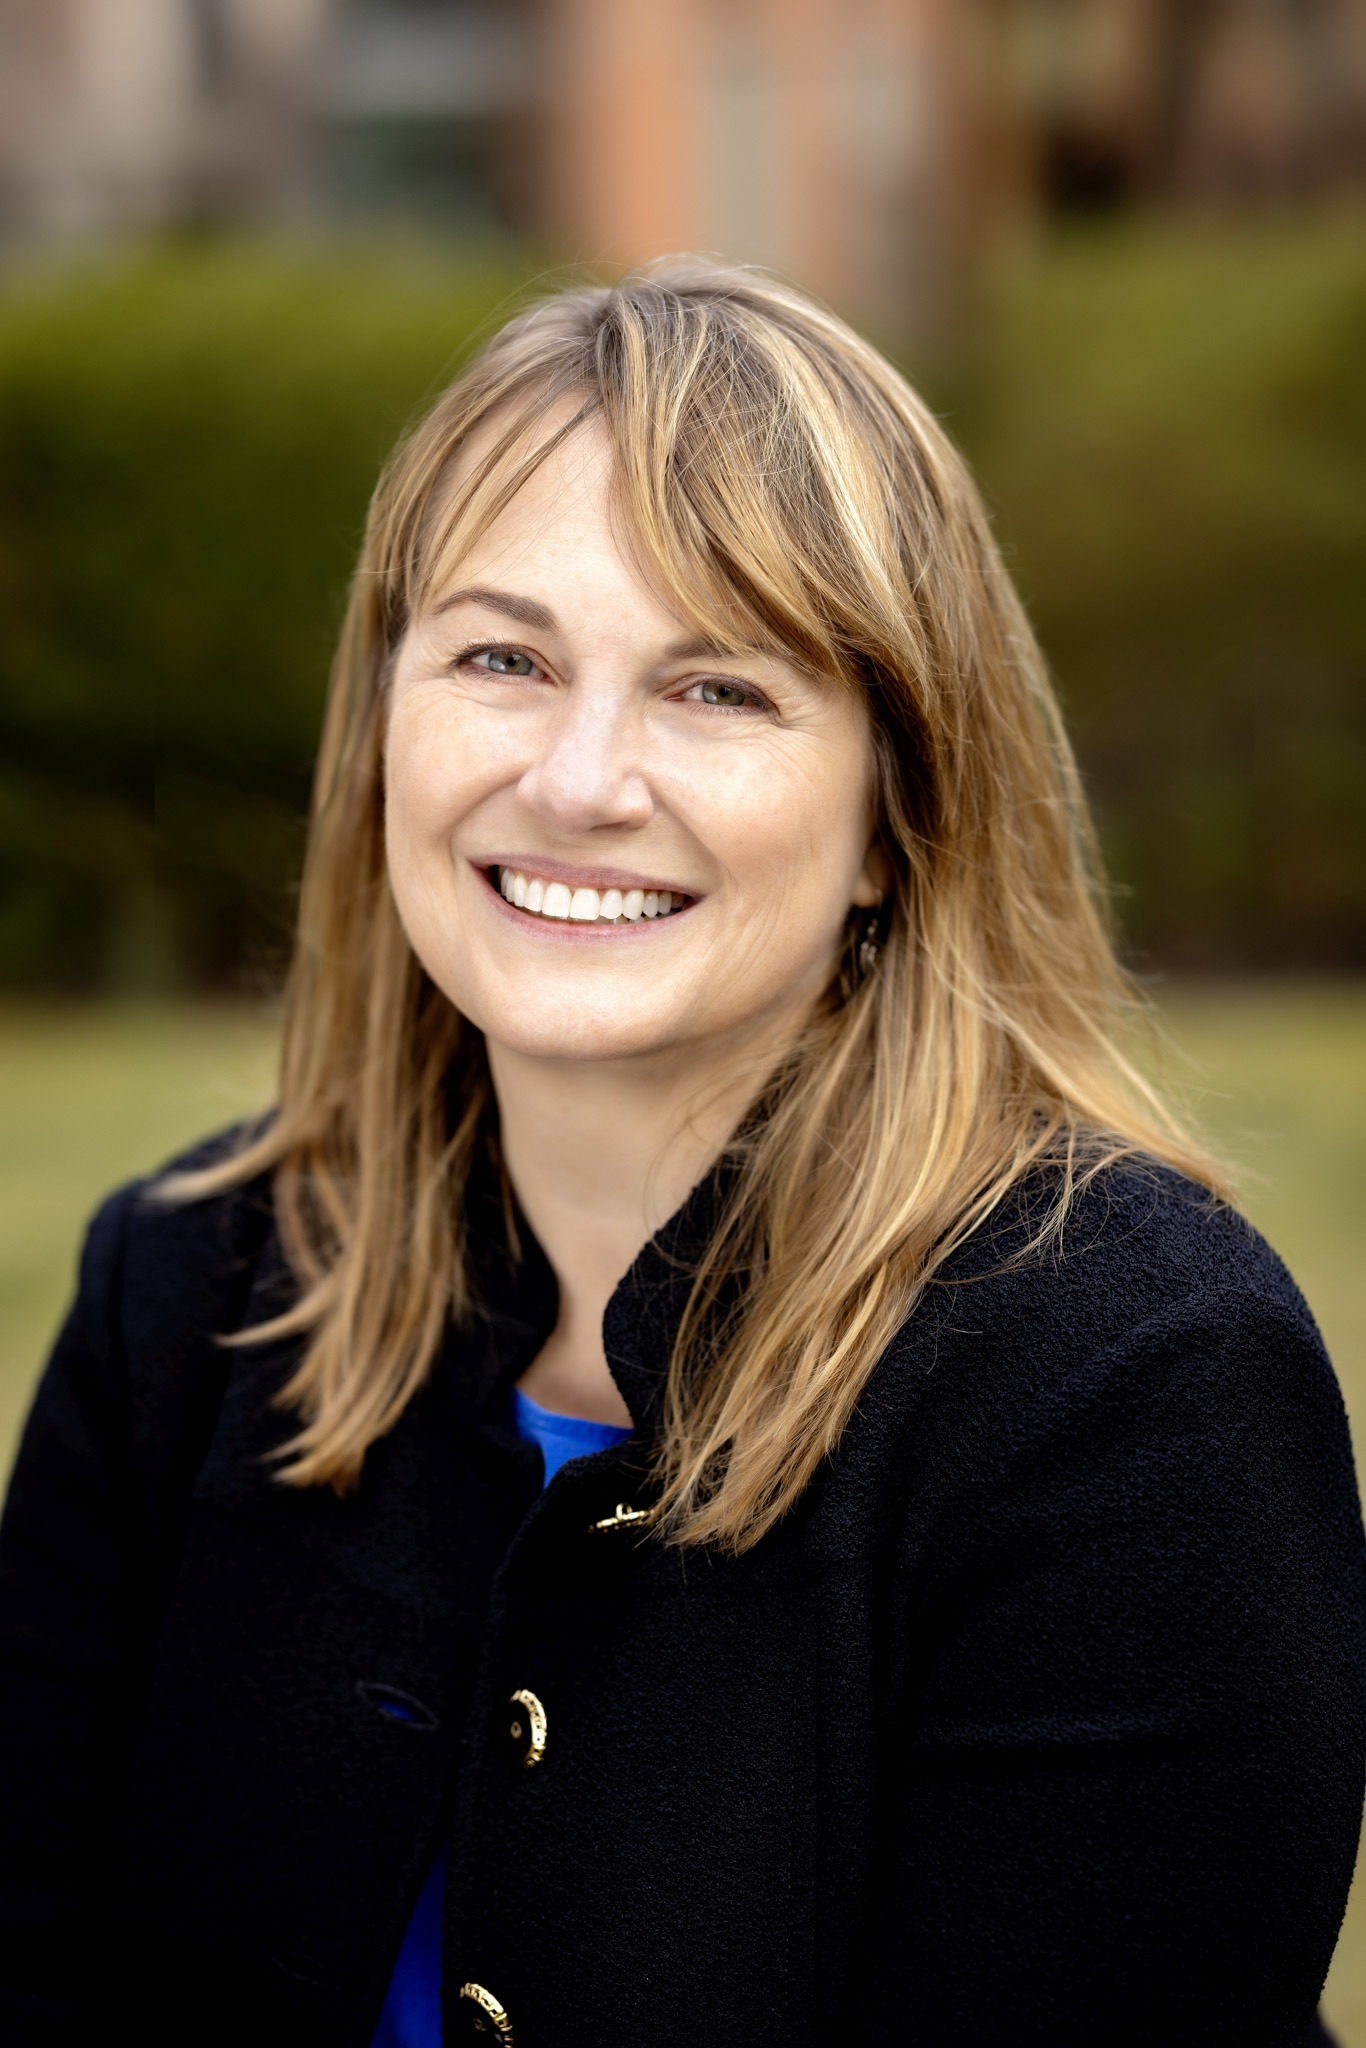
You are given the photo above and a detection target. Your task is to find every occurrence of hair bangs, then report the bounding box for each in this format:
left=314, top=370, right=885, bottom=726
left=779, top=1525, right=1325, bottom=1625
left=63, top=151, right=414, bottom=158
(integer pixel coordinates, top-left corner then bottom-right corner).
left=596, top=292, right=912, bottom=688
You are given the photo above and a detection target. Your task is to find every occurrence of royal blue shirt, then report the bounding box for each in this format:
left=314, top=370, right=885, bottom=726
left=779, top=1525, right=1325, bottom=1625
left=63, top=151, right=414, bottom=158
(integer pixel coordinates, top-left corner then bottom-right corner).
left=369, top=1389, right=633, bottom=2047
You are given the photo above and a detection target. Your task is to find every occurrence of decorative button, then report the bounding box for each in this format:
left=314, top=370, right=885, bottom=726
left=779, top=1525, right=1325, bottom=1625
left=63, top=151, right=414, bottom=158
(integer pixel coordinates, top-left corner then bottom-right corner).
left=506, top=1687, right=547, bottom=1769
left=589, top=1501, right=651, bottom=1533
left=458, top=1981, right=514, bottom=2040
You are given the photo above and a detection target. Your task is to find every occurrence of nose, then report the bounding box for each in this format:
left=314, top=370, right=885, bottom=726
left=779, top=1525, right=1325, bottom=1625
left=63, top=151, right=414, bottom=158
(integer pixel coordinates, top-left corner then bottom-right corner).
left=516, top=681, right=654, bottom=835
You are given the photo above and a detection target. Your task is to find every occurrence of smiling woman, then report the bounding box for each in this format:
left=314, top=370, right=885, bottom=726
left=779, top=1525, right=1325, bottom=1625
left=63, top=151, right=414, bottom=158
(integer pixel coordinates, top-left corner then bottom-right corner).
left=1, top=263, right=1362, bottom=2048
left=380, top=416, right=884, bottom=1433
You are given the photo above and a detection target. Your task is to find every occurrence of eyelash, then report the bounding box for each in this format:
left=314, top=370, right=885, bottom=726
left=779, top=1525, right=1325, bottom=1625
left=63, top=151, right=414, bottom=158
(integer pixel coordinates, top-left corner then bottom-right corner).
left=458, top=642, right=544, bottom=679
left=678, top=678, right=768, bottom=715
left=455, top=642, right=771, bottom=714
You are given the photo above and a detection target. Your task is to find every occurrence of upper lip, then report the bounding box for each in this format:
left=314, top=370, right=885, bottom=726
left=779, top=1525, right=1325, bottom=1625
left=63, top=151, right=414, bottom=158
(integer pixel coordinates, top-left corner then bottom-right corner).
left=475, top=856, right=699, bottom=897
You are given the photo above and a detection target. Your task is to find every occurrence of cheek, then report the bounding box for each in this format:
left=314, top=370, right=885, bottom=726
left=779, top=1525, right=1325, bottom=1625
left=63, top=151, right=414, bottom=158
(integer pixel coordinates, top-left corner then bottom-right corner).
left=384, top=695, right=502, bottom=861
left=382, top=708, right=479, bottom=967
left=688, top=737, right=872, bottom=921
left=382, top=706, right=492, bottom=1016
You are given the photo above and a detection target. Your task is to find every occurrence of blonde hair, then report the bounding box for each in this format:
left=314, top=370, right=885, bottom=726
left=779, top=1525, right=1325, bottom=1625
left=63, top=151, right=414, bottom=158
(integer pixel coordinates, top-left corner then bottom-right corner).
left=171, top=259, right=1221, bottom=1551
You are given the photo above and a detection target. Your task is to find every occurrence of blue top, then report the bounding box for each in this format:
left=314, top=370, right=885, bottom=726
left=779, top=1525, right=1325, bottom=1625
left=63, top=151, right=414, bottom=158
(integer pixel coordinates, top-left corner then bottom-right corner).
left=508, top=1386, right=634, bottom=1486
left=369, top=1388, right=632, bottom=2048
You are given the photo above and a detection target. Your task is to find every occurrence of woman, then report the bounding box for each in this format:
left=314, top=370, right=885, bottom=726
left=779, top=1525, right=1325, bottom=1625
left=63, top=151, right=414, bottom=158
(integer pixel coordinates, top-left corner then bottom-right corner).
left=1, top=263, right=1361, bottom=2048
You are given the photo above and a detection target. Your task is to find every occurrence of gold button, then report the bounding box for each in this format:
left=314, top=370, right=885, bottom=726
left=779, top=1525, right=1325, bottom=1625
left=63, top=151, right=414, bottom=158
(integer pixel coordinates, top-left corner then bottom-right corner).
left=506, top=1686, right=547, bottom=1769
left=589, top=1501, right=652, bottom=1533
left=459, top=1981, right=513, bottom=2040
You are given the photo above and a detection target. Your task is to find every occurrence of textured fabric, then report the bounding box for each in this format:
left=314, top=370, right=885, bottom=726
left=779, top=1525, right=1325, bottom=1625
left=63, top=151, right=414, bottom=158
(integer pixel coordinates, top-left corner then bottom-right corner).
left=0, top=1139, right=1363, bottom=2047
left=370, top=1391, right=630, bottom=2045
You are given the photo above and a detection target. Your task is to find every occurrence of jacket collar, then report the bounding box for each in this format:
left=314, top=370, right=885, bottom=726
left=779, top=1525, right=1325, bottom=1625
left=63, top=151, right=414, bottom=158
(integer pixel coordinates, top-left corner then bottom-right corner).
left=462, top=1142, right=731, bottom=1439
left=601, top=1168, right=733, bottom=1435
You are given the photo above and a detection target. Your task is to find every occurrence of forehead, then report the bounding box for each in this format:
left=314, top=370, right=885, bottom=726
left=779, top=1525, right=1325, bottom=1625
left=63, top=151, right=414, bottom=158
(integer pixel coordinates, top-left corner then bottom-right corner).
left=439, top=393, right=598, bottom=508
left=417, top=406, right=783, bottom=661
left=447, top=421, right=613, bottom=572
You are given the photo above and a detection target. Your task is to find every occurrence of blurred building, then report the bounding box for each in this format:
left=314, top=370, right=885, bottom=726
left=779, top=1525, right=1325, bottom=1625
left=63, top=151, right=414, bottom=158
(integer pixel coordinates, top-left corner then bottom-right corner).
left=1012, top=0, right=1366, bottom=211
left=535, top=0, right=990, bottom=338
left=1, top=0, right=1364, bottom=334
left=0, top=1, right=539, bottom=240
left=0, top=0, right=330, bottom=232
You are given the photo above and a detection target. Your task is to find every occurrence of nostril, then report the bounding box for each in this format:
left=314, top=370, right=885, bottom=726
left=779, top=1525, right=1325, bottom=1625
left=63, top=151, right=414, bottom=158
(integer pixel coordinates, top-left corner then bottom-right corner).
left=356, top=1680, right=439, bottom=1731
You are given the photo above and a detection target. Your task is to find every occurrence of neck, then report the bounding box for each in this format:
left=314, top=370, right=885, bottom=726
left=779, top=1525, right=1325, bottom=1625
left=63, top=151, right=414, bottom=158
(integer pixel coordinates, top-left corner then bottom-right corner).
left=487, top=1032, right=777, bottom=1425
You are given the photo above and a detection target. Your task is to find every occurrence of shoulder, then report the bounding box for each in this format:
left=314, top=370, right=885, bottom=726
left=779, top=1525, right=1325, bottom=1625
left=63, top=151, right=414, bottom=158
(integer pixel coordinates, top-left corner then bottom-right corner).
left=945, top=1154, right=1318, bottom=1355
left=81, top=1122, right=274, bottom=1329
left=868, top=1156, right=1343, bottom=1479
left=832, top=1158, right=1363, bottom=1585
left=3, top=1124, right=280, bottom=1550
left=66, top=1123, right=278, bottom=1453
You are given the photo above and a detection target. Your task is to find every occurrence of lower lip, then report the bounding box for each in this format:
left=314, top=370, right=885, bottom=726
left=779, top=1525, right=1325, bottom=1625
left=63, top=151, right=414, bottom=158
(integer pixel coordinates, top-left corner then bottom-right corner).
left=475, top=865, right=698, bottom=940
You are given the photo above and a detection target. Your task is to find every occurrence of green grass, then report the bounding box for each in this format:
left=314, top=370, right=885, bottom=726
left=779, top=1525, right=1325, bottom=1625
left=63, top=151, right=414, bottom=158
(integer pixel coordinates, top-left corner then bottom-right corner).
left=1, top=988, right=1364, bottom=2030
left=951, top=217, right=1366, bottom=971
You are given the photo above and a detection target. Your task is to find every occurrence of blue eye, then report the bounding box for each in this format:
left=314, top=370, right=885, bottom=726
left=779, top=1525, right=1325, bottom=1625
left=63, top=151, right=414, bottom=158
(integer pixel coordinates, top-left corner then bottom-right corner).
left=483, top=649, right=535, bottom=676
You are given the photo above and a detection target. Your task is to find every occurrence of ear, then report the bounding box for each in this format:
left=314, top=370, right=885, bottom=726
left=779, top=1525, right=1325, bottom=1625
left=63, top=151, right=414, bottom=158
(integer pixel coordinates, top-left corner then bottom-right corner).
left=851, top=838, right=892, bottom=909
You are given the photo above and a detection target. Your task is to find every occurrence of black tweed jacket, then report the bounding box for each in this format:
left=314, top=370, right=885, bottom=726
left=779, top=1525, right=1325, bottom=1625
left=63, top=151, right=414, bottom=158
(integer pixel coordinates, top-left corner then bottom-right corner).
left=0, top=1141, right=1362, bottom=2047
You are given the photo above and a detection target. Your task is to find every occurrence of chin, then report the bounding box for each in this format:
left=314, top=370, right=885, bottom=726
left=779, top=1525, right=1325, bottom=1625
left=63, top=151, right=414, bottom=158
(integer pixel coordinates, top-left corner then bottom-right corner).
left=455, top=983, right=701, bottom=1065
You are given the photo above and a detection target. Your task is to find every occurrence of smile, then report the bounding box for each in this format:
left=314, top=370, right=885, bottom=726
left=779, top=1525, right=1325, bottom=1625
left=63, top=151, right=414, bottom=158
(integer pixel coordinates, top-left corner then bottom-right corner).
left=494, top=866, right=691, bottom=925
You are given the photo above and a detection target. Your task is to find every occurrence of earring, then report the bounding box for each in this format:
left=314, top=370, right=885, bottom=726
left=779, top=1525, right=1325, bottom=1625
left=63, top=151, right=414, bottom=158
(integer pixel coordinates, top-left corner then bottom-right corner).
left=857, top=911, right=881, bottom=978
left=840, top=897, right=886, bottom=1001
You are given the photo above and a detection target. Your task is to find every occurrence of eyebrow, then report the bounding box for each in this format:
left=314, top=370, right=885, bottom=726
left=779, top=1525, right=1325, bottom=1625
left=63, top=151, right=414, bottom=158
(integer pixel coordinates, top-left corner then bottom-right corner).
left=432, top=585, right=558, bottom=631
left=432, top=586, right=756, bottom=664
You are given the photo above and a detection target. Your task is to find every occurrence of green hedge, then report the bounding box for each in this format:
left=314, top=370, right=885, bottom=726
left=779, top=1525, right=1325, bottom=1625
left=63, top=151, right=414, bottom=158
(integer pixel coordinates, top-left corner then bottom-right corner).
left=0, top=242, right=526, bottom=989
left=950, top=216, right=1366, bottom=971
left=0, top=225, right=1362, bottom=987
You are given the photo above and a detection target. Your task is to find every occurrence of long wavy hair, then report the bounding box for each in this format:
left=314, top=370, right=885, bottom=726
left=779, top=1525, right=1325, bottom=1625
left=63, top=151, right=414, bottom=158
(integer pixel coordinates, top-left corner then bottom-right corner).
left=169, top=259, right=1221, bottom=1551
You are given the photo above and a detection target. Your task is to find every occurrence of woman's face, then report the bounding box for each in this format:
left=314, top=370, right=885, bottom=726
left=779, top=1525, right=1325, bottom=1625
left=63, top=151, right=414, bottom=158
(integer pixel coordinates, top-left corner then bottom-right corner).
left=384, top=420, right=883, bottom=1070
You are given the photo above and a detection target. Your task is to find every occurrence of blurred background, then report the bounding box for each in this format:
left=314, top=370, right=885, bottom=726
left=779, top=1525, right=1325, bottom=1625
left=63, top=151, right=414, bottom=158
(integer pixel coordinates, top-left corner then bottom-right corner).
left=0, top=0, right=1364, bottom=2028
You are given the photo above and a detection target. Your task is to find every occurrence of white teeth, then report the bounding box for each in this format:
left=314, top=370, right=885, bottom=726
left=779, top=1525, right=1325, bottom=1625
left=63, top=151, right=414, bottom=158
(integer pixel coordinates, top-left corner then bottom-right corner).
left=495, top=868, right=685, bottom=926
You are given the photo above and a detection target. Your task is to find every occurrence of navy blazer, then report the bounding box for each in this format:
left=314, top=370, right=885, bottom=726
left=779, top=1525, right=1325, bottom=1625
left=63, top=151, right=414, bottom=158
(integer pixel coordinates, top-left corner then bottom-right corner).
left=0, top=1141, right=1363, bottom=2046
